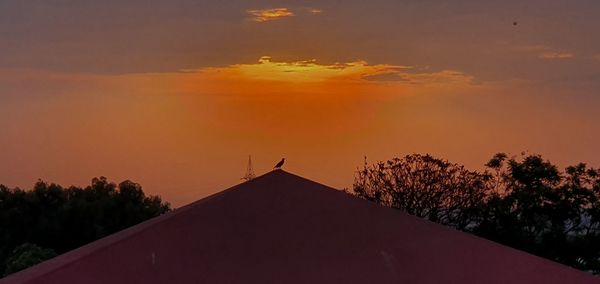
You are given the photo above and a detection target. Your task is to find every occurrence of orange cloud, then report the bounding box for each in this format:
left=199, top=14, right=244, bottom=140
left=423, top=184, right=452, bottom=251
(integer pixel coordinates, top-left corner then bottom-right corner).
left=0, top=57, right=475, bottom=102
left=195, top=56, right=472, bottom=86
left=247, top=8, right=294, bottom=22
left=213, top=56, right=399, bottom=82
left=155, top=56, right=475, bottom=104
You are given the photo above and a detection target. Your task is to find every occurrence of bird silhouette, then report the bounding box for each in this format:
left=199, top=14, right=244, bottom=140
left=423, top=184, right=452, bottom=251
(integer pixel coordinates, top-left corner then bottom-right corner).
left=274, top=158, right=285, bottom=169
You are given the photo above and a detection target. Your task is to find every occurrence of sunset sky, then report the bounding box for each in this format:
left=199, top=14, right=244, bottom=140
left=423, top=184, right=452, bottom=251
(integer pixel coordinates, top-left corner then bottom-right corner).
left=1, top=1, right=600, bottom=206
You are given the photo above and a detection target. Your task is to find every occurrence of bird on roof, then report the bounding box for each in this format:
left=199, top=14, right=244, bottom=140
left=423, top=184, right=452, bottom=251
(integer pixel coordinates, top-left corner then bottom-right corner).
left=274, top=158, right=285, bottom=169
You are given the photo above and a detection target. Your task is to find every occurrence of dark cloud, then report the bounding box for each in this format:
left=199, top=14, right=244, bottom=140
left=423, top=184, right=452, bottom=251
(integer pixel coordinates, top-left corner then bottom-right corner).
left=0, top=0, right=598, bottom=85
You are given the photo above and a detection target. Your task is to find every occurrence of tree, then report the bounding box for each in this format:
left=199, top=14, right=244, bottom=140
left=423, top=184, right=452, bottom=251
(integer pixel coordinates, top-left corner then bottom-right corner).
left=476, top=154, right=600, bottom=273
left=0, top=177, right=170, bottom=277
left=352, top=153, right=600, bottom=274
left=354, top=154, right=490, bottom=230
left=3, top=243, right=56, bottom=276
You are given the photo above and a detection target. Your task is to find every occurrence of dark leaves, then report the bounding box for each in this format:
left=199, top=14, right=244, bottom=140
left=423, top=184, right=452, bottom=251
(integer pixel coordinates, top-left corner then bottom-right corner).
left=0, top=177, right=170, bottom=277
left=353, top=153, right=600, bottom=274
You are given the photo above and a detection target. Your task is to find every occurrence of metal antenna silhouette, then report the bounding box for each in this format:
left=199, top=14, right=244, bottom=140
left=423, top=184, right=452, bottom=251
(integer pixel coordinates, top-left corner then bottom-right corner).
left=242, top=155, right=256, bottom=181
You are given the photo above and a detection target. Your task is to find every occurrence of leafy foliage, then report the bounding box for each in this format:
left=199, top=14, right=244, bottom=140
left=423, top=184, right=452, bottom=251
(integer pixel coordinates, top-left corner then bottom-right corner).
left=354, top=154, right=490, bottom=230
left=0, top=177, right=170, bottom=277
left=3, top=243, right=56, bottom=276
left=353, top=153, right=600, bottom=274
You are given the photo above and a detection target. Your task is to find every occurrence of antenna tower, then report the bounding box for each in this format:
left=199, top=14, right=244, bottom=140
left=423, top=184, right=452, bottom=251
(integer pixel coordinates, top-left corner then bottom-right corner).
left=242, top=155, right=256, bottom=181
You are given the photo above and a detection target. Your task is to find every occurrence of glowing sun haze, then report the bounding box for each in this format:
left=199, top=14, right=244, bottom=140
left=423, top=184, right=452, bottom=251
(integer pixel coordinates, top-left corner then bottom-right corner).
left=1, top=1, right=599, bottom=206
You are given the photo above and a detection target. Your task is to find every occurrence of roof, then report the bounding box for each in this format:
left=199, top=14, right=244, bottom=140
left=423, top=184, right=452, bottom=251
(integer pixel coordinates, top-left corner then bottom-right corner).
left=2, top=170, right=598, bottom=283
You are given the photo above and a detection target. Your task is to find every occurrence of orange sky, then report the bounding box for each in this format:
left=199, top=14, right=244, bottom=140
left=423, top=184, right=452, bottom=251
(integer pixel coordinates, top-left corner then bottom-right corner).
left=1, top=1, right=599, bottom=206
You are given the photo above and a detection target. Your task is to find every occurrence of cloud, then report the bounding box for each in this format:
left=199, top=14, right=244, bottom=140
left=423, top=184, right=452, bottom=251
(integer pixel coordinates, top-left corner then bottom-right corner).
left=538, top=51, right=574, bottom=59
left=247, top=8, right=294, bottom=22
left=199, top=56, right=444, bottom=84
left=393, top=70, right=474, bottom=85
left=0, top=56, right=476, bottom=102
left=225, top=56, right=399, bottom=82
left=246, top=7, right=323, bottom=22
left=306, top=8, right=323, bottom=15
left=187, top=56, right=475, bottom=93
left=516, top=45, right=575, bottom=60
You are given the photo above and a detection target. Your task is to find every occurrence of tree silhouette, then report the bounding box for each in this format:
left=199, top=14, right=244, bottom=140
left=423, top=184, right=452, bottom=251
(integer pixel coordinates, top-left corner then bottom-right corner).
left=353, top=153, right=600, bottom=274
left=354, top=154, right=490, bottom=230
left=0, top=177, right=170, bottom=277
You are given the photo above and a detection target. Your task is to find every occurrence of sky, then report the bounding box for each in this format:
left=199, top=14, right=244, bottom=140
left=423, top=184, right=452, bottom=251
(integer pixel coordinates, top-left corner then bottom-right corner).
left=1, top=0, right=600, bottom=207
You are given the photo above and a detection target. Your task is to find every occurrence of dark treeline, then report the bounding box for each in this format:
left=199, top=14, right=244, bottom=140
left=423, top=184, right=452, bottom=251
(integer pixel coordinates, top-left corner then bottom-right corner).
left=353, top=153, right=600, bottom=274
left=0, top=177, right=170, bottom=276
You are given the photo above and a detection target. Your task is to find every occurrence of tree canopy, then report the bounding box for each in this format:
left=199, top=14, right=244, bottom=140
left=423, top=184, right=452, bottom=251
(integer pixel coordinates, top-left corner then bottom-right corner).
left=3, top=243, right=57, bottom=277
left=0, top=177, right=170, bottom=277
left=353, top=153, right=600, bottom=274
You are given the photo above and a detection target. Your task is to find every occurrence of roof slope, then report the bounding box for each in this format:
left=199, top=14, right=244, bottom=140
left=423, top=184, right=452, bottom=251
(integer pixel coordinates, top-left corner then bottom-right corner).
left=2, top=170, right=598, bottom=283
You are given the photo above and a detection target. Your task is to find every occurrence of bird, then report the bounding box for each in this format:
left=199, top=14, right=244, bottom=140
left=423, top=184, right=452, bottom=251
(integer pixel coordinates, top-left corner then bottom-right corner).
left=274, top=158, right=285, bottom=169
left=513, top=21, right=518, bottom=26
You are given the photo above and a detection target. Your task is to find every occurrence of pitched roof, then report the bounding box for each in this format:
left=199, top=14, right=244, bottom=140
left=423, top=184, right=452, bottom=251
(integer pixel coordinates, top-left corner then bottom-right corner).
left=2, top=170, right=598, bottom=283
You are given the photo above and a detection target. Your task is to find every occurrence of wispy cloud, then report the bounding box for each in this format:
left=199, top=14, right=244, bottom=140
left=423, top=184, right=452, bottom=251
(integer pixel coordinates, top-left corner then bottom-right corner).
left=538, top=51, right=574, bottom=59
left=516, top=45, right=575, bottom=60
left=247, top=8, right=294, bottom=22
left=306, top=8, right=323, bottom=15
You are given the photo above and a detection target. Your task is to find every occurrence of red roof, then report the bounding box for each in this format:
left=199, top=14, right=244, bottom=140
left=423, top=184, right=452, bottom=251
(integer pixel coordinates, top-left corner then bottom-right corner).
left=2, top=170, right=598, bottom=283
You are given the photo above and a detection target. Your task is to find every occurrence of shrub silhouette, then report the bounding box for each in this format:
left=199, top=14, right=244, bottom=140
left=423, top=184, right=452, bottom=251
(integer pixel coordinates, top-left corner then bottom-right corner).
left=3, top=243, right=57, bottom=276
